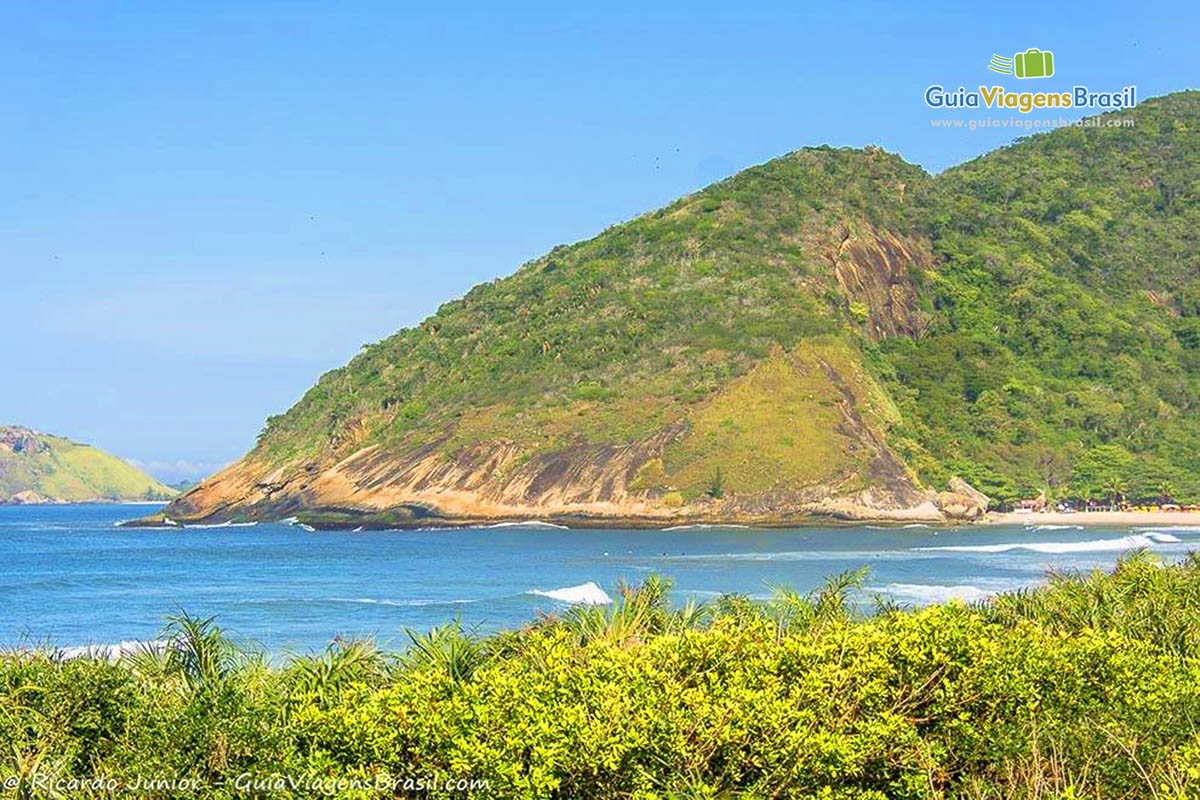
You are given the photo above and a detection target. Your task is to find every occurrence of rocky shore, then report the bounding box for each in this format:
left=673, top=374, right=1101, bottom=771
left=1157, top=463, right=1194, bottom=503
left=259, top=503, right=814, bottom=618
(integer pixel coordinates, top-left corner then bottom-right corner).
left=128, top=453, right=990, bottom=530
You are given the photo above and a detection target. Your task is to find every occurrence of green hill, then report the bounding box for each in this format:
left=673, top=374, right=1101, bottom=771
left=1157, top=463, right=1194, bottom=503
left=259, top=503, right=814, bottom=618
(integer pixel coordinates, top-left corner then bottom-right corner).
left=160, top=91, right=1200, bottom=527
left=0, top=426, right=177, bottom=503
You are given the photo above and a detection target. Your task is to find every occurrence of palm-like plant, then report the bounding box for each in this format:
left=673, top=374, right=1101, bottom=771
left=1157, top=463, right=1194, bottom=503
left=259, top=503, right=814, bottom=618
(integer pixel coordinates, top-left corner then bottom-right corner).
left=159, top=612, right=237, bottom=691
left=765, top=584, right=815, bottom=634
left=403, top=621, right=484, bottom=683
left=1103, top=477, right=1126, bottom=509
left=286, top=639, right=389, bottom=712
left=708, top=593, right=764, bottom=625
left=667, top=597, right=712, bottom=634
left=983, top=552, right=1200, bottom=659
left=562, top=575, right=673, bottom=647
left=8, top=744, right=71, bottom=800
left=768, top=567, right=868, bottom=636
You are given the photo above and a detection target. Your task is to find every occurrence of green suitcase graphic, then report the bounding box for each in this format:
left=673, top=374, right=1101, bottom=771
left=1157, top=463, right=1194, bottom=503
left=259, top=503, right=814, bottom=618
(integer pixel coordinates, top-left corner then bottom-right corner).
left=1014, top=48, right=1054, bottom=79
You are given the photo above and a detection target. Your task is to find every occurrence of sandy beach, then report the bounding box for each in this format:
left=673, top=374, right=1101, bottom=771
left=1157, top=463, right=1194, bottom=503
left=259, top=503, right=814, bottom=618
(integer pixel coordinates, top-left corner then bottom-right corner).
left=984, top=510, right=1200, bottom=527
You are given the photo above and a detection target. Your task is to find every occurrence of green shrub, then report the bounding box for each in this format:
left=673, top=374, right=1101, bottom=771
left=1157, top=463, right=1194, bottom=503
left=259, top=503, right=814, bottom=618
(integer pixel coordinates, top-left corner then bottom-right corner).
left=4, top=556, right=1200, bottom=797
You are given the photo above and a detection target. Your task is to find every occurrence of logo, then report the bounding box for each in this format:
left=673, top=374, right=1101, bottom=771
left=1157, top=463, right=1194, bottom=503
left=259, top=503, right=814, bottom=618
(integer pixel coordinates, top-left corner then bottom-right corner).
left=923, top=47, right=1136, bottom=114
left=989, top=48, right=1055, bottom=79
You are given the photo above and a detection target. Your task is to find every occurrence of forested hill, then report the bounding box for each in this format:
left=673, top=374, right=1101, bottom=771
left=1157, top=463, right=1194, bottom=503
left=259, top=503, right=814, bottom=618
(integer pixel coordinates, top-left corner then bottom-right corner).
left=889, top=90, right=1200, bottom=503
left=156, top=91, right=1200, bottom=528
left=0, top=426, right=177, bottom=503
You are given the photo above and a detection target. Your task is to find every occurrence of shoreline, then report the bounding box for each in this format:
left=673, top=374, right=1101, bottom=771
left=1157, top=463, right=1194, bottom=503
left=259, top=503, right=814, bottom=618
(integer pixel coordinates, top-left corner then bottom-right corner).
left=122, top=508, right=1200, bottom=531
left=0, top=499, right=171, bottom=507
left=983, top=510, right=1200, bottom=527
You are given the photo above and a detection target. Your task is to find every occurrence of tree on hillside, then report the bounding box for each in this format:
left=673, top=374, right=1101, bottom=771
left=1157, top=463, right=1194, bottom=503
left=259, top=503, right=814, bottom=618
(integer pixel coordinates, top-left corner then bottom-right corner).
left=1069, top=444, right=1134, bottom=505
left=1102, top=476, right=1126, bottom=509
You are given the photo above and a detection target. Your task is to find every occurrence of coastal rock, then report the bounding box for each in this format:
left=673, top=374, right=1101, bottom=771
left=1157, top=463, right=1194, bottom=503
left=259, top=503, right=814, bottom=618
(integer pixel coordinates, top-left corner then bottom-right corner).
left=936, top=478, right=990, bottom=520
left=6, top=489, right=52, bottom=504
left=147, top=341, right=940, bottom=528
left=0, top=427, right=48, bottom=455
left=949, top=477, right=990, bottom=510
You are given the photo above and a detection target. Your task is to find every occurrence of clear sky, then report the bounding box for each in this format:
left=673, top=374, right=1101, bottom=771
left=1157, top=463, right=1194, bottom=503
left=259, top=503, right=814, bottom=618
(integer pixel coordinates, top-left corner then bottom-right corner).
left=4, top=1, right=1195, bottom=481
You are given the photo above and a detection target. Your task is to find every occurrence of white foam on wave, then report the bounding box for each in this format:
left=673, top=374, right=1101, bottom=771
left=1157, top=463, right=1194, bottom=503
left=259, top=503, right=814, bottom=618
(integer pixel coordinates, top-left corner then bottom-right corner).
left=1137, top=526, right=1200, bottom=534
left=872, top=583, right=994, bottom=604
left=527, top=581, right=612, bottom=605
left=1028, top=524, right=1084, bottom=531
left=59, top=639, right=168, bottom=661
left=920, top=532, right=1182, bottom=554
left=179, top=520, right=258, bottom=529
left=901, top=523, right=931, bottom=529
left=655, top=548, right=917, bottom=562
left=483, top=520, right=571, bottom=530
left=326, top=596, right=481, bottom=608
left=660, top=523, right=750, bottom=531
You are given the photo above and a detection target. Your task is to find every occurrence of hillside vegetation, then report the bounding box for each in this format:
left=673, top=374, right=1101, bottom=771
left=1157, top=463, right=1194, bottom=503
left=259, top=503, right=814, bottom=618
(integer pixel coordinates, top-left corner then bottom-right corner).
left=4, top=555, right=1200, bottom=797
left=162, top=91, right=1200, bottom=525
left=884, top=93, right=1200, bottom=503
left=0, top=426, right=176, bottom=503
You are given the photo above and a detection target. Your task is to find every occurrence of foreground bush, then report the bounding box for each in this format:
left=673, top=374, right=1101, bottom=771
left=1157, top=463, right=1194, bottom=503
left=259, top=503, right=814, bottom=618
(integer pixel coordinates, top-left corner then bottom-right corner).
left=4, top=554, right=1200, bottom=798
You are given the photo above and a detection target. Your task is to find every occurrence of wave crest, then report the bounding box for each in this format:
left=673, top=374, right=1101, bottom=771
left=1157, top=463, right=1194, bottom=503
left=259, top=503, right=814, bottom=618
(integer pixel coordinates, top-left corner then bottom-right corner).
left=872, top=583, right=993, bottom=604
left=920, top=532, right=1181, bottom=554
left=527, top=582, right=612, bottom=605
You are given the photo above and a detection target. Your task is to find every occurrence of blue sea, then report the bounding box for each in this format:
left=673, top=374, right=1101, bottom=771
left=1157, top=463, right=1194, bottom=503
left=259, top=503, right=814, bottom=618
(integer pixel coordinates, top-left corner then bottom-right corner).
left=2, top=504, right=1197, bottom=657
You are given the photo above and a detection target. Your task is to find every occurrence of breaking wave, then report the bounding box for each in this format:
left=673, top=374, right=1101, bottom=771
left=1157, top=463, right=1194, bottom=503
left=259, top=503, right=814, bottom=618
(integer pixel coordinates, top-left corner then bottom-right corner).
left=919, top=532, right=1181, bottom=554
left=660, top=523, right=750, bottom=531
left=325, top=596, right=482, bottom=608
left=654, top=548, right=923, bottom=562
left=58, top=639, right=168, bottom=660
left=1136, top=526, right=1200, bottom=534
left=527, top=582, right=612, bottom=605
left=872, top=583, right=994, bottom=604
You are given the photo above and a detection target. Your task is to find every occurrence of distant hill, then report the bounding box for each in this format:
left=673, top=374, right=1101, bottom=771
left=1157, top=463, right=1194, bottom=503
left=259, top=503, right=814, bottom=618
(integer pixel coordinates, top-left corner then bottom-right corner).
left=157, top=91, right=1200, bottom=528
left=0, top=427, right=177, bottom=503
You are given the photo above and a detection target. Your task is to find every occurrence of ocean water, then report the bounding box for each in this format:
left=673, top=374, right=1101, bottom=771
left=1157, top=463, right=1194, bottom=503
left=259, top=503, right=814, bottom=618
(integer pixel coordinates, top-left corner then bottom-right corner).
left=2, top=504, right=1197, bottom=656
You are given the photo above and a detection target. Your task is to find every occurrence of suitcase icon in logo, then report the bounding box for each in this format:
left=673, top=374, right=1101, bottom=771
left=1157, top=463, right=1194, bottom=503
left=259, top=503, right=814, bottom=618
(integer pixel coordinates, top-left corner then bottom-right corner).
left=1014, top=48, right=1054, bottom=79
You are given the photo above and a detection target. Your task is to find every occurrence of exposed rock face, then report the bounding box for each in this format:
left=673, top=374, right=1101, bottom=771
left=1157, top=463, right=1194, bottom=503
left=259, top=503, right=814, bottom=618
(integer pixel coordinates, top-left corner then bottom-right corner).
left=164, top=440, right=682, bottom=527
left=0, top=427, right=48, bottom=455
left=141, top=220, right=963, bottom=530
left=148, top=348, right=946, bottom=529
left=949, top=477, right=990, bottom=509
left=4, top=489, right=52, bottom=504
left=153, top=443, right=948, bottom=528
left=826, top=226, right=930, bottom=341
left=936, top=478, right=991, bottom=520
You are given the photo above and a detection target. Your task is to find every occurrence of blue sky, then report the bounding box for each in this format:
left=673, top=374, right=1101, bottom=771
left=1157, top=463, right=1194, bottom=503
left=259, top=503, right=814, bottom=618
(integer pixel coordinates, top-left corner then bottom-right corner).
left=3, top=1, right=1194, bottom=481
